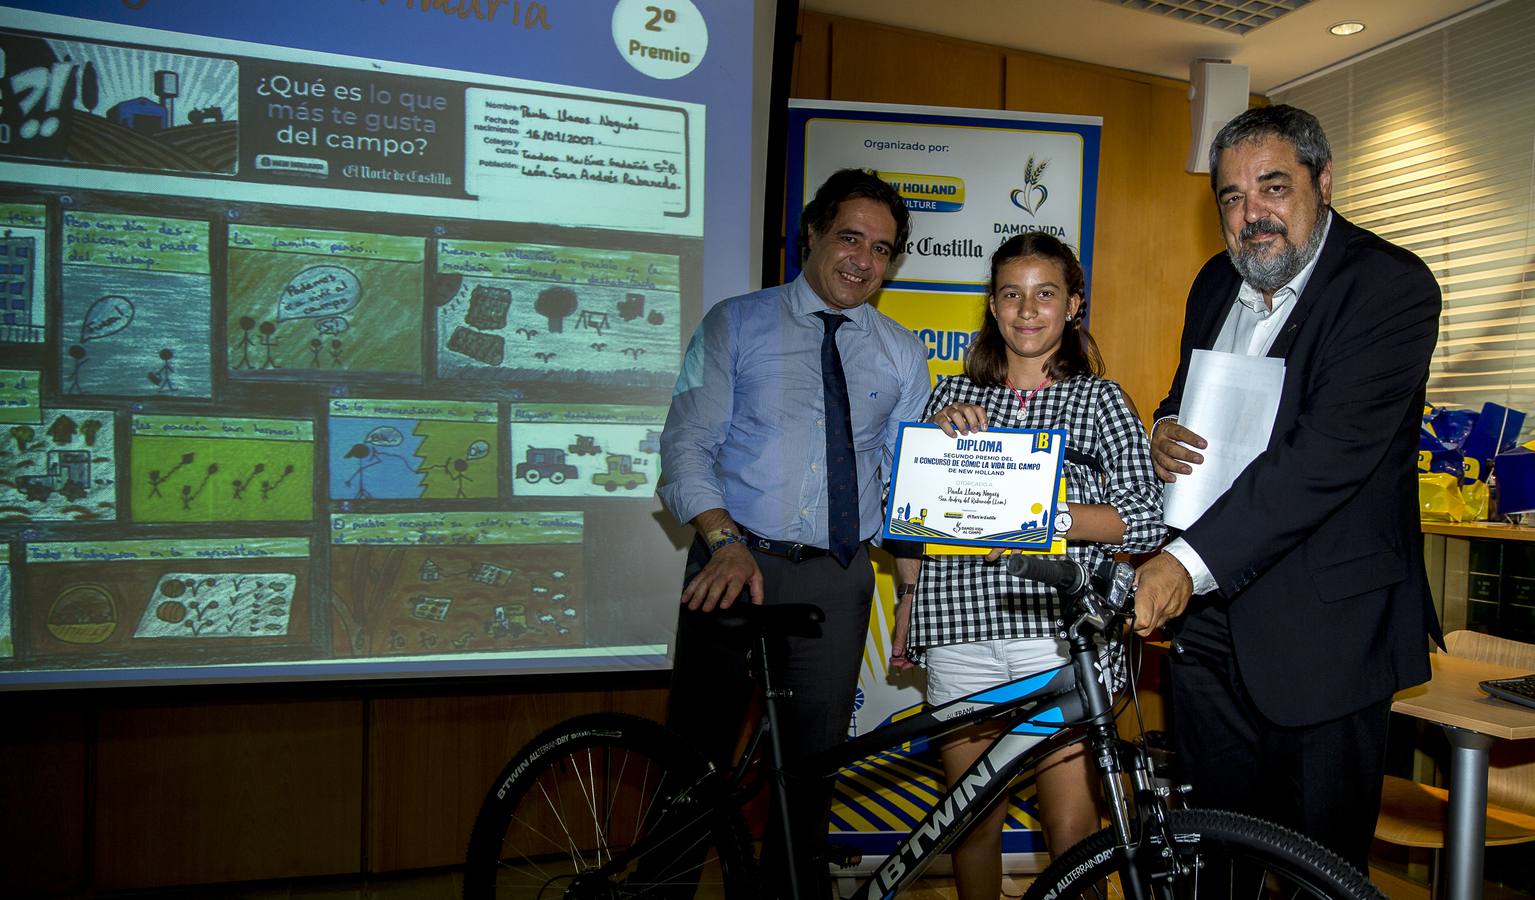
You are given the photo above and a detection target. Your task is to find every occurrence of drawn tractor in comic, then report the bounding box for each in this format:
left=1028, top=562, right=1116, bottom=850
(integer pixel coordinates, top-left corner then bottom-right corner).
left=592, top=454, right=647, bottom=492
left=638, top=429, right=662, bottom=455
left=568, top=435, right=601, bottom=456
left=16, top=450, right=92, bottom=503
left=516, top=447, right=578, bottom=485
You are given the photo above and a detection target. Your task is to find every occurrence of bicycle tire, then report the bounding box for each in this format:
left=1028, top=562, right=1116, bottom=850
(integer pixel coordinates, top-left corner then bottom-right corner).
left=1020, top=808, right=1385, bottom=900
left=463, top=712, right=757, bottom=900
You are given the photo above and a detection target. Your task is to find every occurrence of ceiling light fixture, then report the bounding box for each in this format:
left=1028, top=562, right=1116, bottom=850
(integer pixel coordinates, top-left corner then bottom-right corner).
left=1329, top=21, right=1366, bottom=36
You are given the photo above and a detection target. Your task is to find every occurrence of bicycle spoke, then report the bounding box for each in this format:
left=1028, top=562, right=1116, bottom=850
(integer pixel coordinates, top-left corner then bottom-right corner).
left=468, top=718, right=752, bottom=900
left=538, top=774, right=585, bottom=869
left=576, top=746, right=608, bottom=866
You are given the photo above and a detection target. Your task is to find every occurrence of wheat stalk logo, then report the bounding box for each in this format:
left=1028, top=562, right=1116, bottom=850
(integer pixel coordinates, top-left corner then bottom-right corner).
left=1010, top=155, right=1050, bottom=215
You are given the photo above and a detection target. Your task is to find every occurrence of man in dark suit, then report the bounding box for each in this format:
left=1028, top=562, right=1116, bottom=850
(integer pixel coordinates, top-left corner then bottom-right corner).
left=1133, top=105, right=1442, bottom=870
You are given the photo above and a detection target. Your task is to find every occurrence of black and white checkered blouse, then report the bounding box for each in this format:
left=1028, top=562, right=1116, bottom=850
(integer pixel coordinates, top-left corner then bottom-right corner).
left=906, top=373, right=1165, bottom=658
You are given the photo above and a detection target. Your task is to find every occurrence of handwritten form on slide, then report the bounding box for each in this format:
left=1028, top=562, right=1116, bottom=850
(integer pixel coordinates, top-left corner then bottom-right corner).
left=1163, top=350, right=1285, bottom=530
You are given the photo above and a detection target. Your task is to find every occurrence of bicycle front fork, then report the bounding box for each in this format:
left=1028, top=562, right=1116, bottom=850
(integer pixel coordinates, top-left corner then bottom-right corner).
left=1093, top=727, right=1200, bottom=900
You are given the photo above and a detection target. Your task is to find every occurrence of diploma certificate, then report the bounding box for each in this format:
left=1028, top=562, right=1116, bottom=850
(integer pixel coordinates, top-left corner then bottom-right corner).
left=882, top=423, right=1067, bottom=550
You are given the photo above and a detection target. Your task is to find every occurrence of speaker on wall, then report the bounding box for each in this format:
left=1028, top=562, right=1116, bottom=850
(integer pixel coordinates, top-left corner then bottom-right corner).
left=1187, top=59, right=1250, bottom=174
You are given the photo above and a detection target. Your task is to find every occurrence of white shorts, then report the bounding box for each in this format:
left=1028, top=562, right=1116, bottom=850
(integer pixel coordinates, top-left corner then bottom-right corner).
left=924, top=636, right=1071, bottom=706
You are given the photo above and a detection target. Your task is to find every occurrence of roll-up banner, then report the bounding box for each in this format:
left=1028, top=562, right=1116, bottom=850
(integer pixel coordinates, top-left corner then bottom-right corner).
left=784, top=99, right=1101, bottom=873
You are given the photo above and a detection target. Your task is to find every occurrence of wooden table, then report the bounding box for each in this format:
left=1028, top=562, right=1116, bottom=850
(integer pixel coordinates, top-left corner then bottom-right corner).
left=1391, top=653, right=1535, bottom=899
left=1419, top=520, right=1535, bottom=543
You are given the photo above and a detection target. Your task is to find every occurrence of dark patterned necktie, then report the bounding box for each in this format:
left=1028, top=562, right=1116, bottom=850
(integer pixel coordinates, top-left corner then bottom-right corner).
left=814, top=311, right=858, bottom=567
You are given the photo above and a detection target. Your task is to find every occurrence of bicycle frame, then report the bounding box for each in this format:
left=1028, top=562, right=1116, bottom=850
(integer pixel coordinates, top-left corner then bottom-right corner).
left=746, top=621, right=1148, bottom=900
left=470, top=552, right=1382, bottom=900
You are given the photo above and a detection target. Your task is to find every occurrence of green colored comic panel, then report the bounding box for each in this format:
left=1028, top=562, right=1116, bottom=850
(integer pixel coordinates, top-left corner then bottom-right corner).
left=62, top=212, right=210, bottom=275
left=328, top=511, right=583, bottom=659
left=227, top=225, right=426, bottom=378
left=508, top=404, right=665, bottom=498
left=0, top=203, right=48, bottom=344
left=21, top=539, right=311, bottom=663
left=327, top=398, right=499, bottom=501
left=0, top=369, right=42, bottom=423
left=130, top=415, right=314, bottom=523
left=0, top=408, right=117, bottom=523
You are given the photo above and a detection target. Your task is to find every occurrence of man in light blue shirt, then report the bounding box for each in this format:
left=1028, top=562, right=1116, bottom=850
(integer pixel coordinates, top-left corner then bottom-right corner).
left=659, top=168, right=927, bottom=898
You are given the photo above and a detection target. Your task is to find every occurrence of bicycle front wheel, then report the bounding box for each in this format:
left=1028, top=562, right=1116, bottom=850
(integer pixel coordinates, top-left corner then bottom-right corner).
left=1020, top=808, right=1384, bottom=900
left=463, top=712, right=756, bottom=900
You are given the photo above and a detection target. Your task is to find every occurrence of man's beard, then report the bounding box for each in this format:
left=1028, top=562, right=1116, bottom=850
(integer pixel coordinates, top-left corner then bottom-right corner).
left=1227, top=208, right=1327, bottom=293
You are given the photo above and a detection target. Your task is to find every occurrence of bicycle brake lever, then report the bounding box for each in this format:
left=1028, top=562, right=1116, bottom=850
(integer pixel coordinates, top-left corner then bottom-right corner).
left=1161, top=617, right=1186, bottom=654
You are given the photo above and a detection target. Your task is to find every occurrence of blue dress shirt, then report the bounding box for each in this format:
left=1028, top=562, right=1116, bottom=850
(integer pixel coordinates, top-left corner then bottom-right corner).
left=659, top=274, right=930, bottom=547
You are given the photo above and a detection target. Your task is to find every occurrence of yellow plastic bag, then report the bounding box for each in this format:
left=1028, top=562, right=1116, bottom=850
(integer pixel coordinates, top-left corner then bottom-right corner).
left=1462, top=479, right=1490, bottom=521
left=1419, top=472, right=1467, bottom=522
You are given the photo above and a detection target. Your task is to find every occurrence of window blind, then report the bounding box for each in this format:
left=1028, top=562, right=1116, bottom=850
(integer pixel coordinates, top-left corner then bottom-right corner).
left=1274, top=1, right=1535, bottom=431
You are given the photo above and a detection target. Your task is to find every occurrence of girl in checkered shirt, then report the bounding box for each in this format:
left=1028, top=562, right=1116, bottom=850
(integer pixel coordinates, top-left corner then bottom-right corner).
left=890, top=233, right=1164, bottom=900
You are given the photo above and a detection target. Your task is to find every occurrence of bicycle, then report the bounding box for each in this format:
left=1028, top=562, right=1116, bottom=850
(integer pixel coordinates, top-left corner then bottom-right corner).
left=464, top=554, right=1385, bottom=900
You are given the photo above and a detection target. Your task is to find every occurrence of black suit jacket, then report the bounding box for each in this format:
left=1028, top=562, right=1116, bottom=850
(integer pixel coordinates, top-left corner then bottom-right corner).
left=1154, top=211, right=1443, bottom=727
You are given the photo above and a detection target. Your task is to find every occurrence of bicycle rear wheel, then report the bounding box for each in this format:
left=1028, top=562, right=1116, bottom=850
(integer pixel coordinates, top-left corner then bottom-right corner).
left=1020, top=808, right=1384, bottom=900
left=463, top=713, right=756, bottom=900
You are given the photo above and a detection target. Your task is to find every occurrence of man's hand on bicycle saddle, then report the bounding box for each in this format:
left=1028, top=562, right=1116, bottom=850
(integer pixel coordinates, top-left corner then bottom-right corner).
left=682, top=542, right=765, bottom=611
left=1132, top=551, right=1193, bottom=637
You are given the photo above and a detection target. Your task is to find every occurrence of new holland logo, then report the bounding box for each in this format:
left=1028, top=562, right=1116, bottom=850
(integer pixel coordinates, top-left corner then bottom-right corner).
left=880, top=171, right=965, bottom=213
left=1009, top=156, right=1049, bottom=215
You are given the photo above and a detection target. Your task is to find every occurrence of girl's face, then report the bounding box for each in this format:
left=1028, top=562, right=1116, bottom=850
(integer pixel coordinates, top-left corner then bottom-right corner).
left=988, top=255, right=1082, bottom=371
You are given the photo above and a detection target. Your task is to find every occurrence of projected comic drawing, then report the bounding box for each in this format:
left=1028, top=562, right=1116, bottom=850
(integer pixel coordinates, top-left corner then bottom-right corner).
left=0, top=204, right=47, bottom=344
left=0, top=7, right=714, bottom=686
left=18, top=538, right=311, bottom=664
left=227, top=225, right=425, bottom=379
left=329, top=512, right=583, bottom=658
left=134, top=572, right=295, bottom=639
left=45, top=581, right=118, bottom=646
left=508, top=404, right=665, bottom=498
left=60, top=212, right=212, bottom=398
left=0, top=561, right=12, bottom=658
left=129, top=415, right=313, bottom=524
left=0, top=32, right=238, bottom=175
left=0, top=407, right=116, bottom=523
left=328, top=398, right=497, bottom=501
left=0, top=368, right=41, bottom=425
left=435, top=241, right=680, bottom=389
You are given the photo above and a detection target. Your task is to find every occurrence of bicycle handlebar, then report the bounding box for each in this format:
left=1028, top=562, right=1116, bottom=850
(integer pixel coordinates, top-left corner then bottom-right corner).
left=1003, top=554, right=1089, bottom=594
left=1005, top=555, right=1139, bottom=640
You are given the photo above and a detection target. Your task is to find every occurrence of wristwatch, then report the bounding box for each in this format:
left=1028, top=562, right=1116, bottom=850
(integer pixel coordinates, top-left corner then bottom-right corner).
left=705, top=528, right=742, bottom=553
left=896, top=583, right=917, bottom=599
left=1053, top=506, right=1073, bottom=535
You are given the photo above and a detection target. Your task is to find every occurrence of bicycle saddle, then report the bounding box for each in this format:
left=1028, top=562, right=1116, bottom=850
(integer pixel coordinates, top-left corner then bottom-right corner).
left=696, top=602, right=826, bottom=638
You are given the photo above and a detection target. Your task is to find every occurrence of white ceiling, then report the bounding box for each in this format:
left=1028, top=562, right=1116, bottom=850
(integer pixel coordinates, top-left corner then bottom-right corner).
left=800, top=0, right=1497, bottom=92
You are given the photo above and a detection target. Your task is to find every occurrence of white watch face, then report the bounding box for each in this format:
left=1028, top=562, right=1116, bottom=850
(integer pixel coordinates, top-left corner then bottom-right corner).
left=1054, top=511, right=1072, bottom=533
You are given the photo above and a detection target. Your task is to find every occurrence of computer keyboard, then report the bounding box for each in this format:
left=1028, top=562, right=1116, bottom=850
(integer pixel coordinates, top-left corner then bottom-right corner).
left=1479, top=673, right=1535, bottom=711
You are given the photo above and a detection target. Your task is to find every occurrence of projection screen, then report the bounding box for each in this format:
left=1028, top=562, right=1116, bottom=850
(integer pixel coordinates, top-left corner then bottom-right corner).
left=0, top=0, right=785, bottom=688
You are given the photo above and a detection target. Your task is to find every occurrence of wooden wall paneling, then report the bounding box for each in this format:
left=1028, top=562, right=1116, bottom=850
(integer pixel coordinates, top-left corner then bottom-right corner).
left=365, top=687, right=609, bottom=872
left=92, top=698, right=364, bottom=890
left=1004, top=55, right=1219, bottom=416
left=827, top=19, right=1003, bottom=108
left=1004, top=54, right=1156, bottom=412
left=608, top=683, right=668, bottom=721
left=794, top=11, right=831, bottom=100
left=1137, top=83, right=1226, bottom=413
left=0, top=703, right=89, bottom=896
